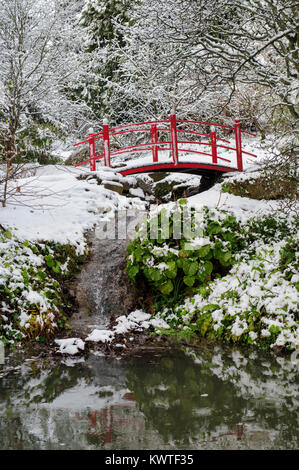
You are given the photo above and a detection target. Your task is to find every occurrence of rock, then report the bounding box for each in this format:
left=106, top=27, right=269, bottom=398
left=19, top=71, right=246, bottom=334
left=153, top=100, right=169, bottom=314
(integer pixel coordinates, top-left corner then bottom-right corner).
left=149, top=172, right=169, bottom=182
left=122, top=180, right=136, bottom=194
left=103, top=182, right=123, bottom=195
left=154, top=180, right=173, bottom=201
left=135, top=175, right=154, bottom=196
left=129, top=187, right=145, bottom=198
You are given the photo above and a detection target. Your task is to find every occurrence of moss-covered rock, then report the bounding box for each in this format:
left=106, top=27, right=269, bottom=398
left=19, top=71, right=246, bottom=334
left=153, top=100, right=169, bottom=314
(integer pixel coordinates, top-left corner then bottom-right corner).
left=103, top=182, right=123, bottom=195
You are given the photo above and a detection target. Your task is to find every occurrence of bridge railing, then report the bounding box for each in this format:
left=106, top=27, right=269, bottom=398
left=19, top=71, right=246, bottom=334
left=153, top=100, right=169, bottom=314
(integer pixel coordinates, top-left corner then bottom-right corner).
left=74, top=111, right=257, bottom=172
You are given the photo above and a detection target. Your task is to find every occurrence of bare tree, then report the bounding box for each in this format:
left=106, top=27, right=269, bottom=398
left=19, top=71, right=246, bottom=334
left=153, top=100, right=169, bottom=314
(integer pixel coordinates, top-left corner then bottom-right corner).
left=0, top=0, right=91, bottom=206
left=108, top=0, right=298, bottom=206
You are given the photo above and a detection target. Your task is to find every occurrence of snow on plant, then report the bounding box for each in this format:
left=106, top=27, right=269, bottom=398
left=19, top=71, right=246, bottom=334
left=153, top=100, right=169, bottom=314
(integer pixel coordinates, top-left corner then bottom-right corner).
left=127, top=200, right=246, bottom=298
left=127, top=201, right=298, bottom=351
left=0, top=229, right=84, bottom=345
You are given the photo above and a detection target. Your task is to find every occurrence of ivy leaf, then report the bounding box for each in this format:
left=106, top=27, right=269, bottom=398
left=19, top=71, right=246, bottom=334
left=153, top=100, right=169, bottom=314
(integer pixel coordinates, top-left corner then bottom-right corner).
left=45, top=254, right=54, bottom=268
left=159, top=280, right=174, bottom=295
left=5, top=231, right=12, bottom=240
left=52, top=263, right=61, bottom=274
left=182, top=259, right=191, bottom=274
left=269, top=325, right=280, bottom=335
left=178, top=198, right=187, bottom=206
left=188, top=261, right=198, bottom=276
left=197, top=244, right=210, bottom=258
left=128, top=265, right=139, bottom=279
left=167, top=261, right=176, bottom=271
left=203, top=260, right=213, bottom=276
left=207, top=222, right=222, bottom=235
left=149, top=267, right=162, bottom=282
left=183, top=275, right=196, bottom=287
left=166, top=268, right=177, bottom=279
left=182, top=259, right=198, bottom=276
left=183, top=260, right=198, bottom=276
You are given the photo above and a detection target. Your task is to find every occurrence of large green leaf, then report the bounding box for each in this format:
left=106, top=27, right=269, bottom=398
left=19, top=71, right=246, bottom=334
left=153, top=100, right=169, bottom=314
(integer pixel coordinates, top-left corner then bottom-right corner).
left=203, top=260, right=213, bottom=276
left=182, top=259, right=198, bottom=275
left=166, top=268, right=177, bottom=279
left=167, top=260, right=176, bottom=271
left=183, top=275, right=196, bottom=287
left=149, top=268, right=163, bottom=282
left=207, top=222, right=222, bottom=235
left=197, top=244, right=210, bottom=258
left=159, top=280, right=174, bottom=295
left=128, top=265, right=139, bottom=279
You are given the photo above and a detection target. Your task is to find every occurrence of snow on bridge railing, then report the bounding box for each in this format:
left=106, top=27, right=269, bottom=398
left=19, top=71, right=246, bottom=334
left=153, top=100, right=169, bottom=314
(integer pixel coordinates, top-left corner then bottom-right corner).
left=74, top=111, right=257, bottom=173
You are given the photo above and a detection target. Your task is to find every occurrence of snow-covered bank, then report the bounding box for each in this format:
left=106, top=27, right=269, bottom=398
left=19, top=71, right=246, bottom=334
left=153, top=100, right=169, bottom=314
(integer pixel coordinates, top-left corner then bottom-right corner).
left=0, top=166, right=147, bottom=345
left=0, top=166, right=146, bottom=251
left=122, top=167, right=298, bottom=353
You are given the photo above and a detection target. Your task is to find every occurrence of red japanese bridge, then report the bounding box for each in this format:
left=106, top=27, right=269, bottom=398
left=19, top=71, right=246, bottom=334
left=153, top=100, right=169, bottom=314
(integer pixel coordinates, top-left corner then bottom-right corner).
left=74, top=111, right=257, bottom=176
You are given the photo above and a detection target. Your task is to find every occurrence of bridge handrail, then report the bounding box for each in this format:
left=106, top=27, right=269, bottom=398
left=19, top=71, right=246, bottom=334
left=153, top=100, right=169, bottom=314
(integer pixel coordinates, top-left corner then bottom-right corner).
left=109, top=119, right=169, bottom=133
left=74, top=112, right=257, bottom=172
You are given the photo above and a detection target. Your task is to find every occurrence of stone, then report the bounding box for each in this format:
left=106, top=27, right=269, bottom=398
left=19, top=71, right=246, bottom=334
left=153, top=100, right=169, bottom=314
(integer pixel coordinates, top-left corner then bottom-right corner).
left=103, top=182, right=123, bottom=195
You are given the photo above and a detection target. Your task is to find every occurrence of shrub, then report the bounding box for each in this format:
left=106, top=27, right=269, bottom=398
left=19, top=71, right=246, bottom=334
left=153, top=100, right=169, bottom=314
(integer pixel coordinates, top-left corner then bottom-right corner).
left=126, top=201, right=245, bottom=306
left=0, top=230, right=85, bottom=345
left=126, top=202, right=298, bottom=352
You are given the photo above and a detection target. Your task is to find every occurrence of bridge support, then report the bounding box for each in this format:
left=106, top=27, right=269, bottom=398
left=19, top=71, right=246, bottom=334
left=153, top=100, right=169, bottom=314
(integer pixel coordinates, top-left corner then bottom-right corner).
left=170, top=110, right=179, bottom=166
left=210, top=126, right=217, bottom=164
left=151, top=124, right=158, bottom=162
left=103, top=118, right=111, bottom=167
left=88, top=128, right=96, bottom=171
left=234, top=119, right=243, bottom=172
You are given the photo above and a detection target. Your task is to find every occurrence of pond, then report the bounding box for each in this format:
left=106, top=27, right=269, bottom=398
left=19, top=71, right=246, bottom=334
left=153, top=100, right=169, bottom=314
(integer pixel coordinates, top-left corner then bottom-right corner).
left=0, top=345, right=298, bottom=450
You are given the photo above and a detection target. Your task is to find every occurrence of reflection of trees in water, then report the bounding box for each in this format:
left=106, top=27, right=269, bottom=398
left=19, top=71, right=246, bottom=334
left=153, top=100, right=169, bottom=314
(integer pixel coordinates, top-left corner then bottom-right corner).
left=125, top=349, right=298, bottom=447
left=0, top=358, right=131, bottom=449
left=0, top=348, right=298, bottom=449
left=0, top=361, right=95, bottom=449
left=0, top=361, right=94, bottom=405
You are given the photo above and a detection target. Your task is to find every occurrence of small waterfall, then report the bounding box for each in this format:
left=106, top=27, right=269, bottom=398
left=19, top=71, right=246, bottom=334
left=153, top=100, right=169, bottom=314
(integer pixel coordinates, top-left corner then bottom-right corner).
left=70, top=213, right=142, bottom=335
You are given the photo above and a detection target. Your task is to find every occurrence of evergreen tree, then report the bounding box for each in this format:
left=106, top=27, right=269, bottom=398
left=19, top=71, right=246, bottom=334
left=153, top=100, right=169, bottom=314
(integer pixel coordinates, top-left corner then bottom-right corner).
left=79, top=0, right=133, bottom=123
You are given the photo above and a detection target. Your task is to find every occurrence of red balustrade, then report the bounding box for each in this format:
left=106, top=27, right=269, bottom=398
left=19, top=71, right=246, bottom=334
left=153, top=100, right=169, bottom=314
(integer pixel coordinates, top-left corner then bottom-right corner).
left=74, top=111, right=257, bottom=174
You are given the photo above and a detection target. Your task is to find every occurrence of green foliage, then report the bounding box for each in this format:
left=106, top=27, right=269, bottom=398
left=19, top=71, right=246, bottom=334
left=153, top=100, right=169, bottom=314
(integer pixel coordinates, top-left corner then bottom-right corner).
left=0, top=231, right=85, bottom=345
left=0, top=121, right=63, bottom=164
left=127, top=205, right=298, bottom=352
left=78, top=0, right=133, bottom=121
left=126, top=205, right=244, bottom=306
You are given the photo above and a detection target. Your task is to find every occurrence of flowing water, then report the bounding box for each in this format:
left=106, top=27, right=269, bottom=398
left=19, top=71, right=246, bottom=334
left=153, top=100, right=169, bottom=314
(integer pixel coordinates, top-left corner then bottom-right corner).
left=0, top=345, right=298, bottom=450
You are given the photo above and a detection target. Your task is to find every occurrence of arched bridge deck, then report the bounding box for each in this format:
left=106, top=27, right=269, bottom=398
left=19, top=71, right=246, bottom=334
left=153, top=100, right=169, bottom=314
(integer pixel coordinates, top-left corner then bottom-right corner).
left=74, top=112, right=257, bottom=176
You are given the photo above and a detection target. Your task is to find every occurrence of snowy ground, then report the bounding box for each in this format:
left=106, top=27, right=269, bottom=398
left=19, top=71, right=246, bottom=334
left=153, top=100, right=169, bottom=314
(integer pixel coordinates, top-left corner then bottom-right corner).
left=0, top=138, right=274, bottom=252
left=0, top=166, right=146, bottom=252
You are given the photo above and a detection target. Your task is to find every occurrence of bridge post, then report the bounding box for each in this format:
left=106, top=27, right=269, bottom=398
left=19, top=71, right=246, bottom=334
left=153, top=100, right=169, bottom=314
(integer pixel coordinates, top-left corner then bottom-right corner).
left=234, top=119, right=243, bottom=171
left=151, top=124, right=158, bottom=162
left=170, top=110, right=179, bottom=166
left=88, top=128, right=96, bottom=171
left=210, top=126, right=217, bottom=164
left=103, top=118, right=111, bottom=167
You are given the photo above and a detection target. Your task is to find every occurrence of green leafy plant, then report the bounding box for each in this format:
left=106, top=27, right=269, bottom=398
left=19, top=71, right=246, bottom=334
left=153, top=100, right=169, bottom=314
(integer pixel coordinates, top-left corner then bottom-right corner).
left=126, top=204, right=244, bottom=306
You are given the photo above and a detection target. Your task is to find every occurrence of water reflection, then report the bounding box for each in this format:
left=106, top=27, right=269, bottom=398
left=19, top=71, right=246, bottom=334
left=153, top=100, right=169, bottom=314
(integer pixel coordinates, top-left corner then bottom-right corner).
left=0, top=346, right=298, bottom=449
